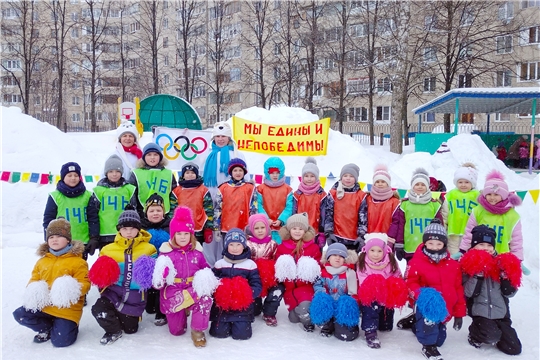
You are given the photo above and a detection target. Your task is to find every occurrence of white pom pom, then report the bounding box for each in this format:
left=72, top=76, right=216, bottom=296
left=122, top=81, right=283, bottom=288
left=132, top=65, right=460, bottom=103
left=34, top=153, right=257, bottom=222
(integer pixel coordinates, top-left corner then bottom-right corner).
left=23, top=281, right=51, bottom=312
left=50, top=275, right=82, bottom=308
left=296, top=256, right=321, bottom=283
left=275, top=255, right=297, bottom=282
left=193, top=268, right=220, bottom=297
left=153, top=255, right=177, bottom=289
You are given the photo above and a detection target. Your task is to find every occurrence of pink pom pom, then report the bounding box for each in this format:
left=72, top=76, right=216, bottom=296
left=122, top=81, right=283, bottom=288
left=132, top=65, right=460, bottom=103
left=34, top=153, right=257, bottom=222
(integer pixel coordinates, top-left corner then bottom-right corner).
left=89, top=256, right=120, bottom=288
left=485, top=170, right=505, bottom=182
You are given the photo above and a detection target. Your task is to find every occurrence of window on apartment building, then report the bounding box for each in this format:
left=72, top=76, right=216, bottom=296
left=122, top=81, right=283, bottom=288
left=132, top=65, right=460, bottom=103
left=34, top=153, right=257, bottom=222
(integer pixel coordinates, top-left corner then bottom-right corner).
left=164, top=75, right=169, bottom=85
left=72, top=113, right=81, bottom=122
left=195, top=106, right=206, bottom=119
left=163, top=37, right=168, bottom=48
left=1, top=76, right=16, bottom=86
left=294, top=39, right=302, bottom=53
left=193, top=85, right=206, bottom=98
left=71, top=64, right=79, bottom=73
left=292, top=86, right=306, bottom=100
left=423, top=113, right=435, bottom=122
left=424, top=15, right=441, bottom=31
left=520, top=26, right=540, bottom=45
left=458, top=73, right=472, bottom=88
left=349, top=50, right=366, bottom=68
left=274, top=43, right=282, bottom=56
left=376, top=78, right=392, bottom=93
left=498, top=2, right=514, bottom=20
left=458, top=45, right=473, bottom=59
left=349, top=23, right=367, bottom=37
left=496, top=70, right=512, bottom=87
left=71, top=12, right=79, bottom=21
left=230, top=68, right=241, bottom=82
left=71, top=28, right=79, bottom=38
left=423, top=77, right=436, bottom=92
left=72, top=96, right=80, bottom=105
left=2, top=60, right=21, bottom=70
left=460, top=7, right=474, bottom=26
left=34, top=96, right=40, bottom=105
left=377, top=19, right=396, bottom=35
left=2, top=8, right=20, bottom=19
left=519, top=61, right=540, bottom=81
left=496, top=35, right=512, bottom=54
left=495, top=113, right=511, bottom=122
left=521, top=0, right=540, bottom=8
left=313, top=83, right=323, bottom=98
left=347, top=78, right=369, bottom=94
left=326, top=27, right=340, bottom=42
left=164, top=55, right=169, bottom=66
left=130, top=22, right=140, bottom=33
left=376, top=106, right=391, bottom=121
left=273, top=67, right=281, bottom=80
left=163, top=18, right=168, bottom=29
left=423, top=47, right=437, bottom=62
left=349, top=107, right=368, bottom=122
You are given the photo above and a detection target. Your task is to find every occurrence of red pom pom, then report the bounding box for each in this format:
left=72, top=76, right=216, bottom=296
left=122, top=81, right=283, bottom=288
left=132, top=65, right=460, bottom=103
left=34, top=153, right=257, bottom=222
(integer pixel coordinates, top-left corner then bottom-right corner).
left=460, top=249, right=499, bottom=281
left=496, top=252, right=522, bottom=289
left=214, top=276, right=254, bottom=311
left=358, top=274, right=387, bottom=306
left=385, top=276, right=408, bottom=309
left=255, top=259, right=277, bottom=297
left=88, top=255, right=120, bottom=288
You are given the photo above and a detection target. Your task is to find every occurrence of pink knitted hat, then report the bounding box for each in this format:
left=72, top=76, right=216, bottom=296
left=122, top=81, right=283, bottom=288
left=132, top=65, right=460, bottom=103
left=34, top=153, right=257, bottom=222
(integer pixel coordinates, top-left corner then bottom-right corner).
left=248, top=213, right=270, bottom=238
left=373, top=164, right=391, bottom=185
left=169, top=206, right=195, bottom=238
left=361, top=233, right=390, bottom=254
left=482, top=170, right=509, bottom=200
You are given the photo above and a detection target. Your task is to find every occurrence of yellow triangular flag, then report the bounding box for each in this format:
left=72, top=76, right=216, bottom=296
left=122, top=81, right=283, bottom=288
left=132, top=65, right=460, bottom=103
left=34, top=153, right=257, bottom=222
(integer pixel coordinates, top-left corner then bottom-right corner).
left=94, top=175, right=100, bottom=182
left=21, top=172, right=31, bottom=182
left=54, top=175, right=61, bottom=184
left=320, top=177, right=327, bottom=189
left=359, top=182, right=366, bottom=191
left=432, top=191, right=441, bottom=200
left=529, top=189, right=539, bottom=204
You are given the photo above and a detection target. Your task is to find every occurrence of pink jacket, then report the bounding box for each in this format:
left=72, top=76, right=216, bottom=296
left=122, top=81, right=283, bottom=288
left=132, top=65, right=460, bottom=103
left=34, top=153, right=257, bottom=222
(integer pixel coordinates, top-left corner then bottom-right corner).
left=356, top=253, right=402, bottom=286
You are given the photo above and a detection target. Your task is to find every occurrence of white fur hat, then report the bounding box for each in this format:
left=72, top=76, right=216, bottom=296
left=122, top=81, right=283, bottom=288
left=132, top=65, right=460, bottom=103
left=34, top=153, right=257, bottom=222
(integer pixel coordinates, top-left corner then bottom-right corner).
left=212, top=121, right=232, bottom=139
left=116, top=121, right=139, bottom=144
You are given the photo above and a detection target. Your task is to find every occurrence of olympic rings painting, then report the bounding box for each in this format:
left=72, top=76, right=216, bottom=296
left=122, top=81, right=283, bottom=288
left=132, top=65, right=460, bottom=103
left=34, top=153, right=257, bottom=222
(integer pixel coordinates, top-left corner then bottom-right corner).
left=153, top=127, right=212, bottom=170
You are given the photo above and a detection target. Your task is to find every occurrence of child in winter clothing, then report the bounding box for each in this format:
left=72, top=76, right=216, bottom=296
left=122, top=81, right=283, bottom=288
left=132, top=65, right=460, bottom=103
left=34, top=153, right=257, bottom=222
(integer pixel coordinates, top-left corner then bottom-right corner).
left=388, top=168, right=444, bottom=262
left=441, top=163, right=480, bottom=255
left=497, top=142, right=507, bottom=163
left=460, top=225, right=522, bottom=355
left=311, top=243, right=360, bottom=341
left=293, top=157, right=333, bottom=250
left=89, top=206, right=157, bottom=345
left=88, top=155, right=137, bottom=254
left=152, top=207, right=214, bottom=347
left=361, top=164, right=400, bottom=240
left=114, top=121, right=142, bottom=180
left=43, top=162, right=99, bottom=259
left=257, top=157, right=294, bottom=244
left=172, top=162, right=214, bottom=246
left=213, top=158, right=257, bottom=265
left=327, top=163, right=367, bottom=252
left=518, top=142, right=528, bottom=169
left=245, top=214, right=282, bottom=326
left=13, top=218, right=90, bottom=347
left=141, top=193, right=170, bottom=326
left=128, top=142, right=178, bottom=218
left=534, top=139, right=540, bottom=169
left=210, top=229, right=262, bottom=340
left=356, top=233, right=404, bottom=349
left=405, top=220, right=466, bottom=360
left=275, top=213, right=321, bottom=332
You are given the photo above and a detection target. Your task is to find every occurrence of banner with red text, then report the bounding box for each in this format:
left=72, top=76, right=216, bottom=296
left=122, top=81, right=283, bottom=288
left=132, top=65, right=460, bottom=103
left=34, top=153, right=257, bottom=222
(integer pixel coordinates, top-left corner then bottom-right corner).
left=232, top=116, right=330, bottom=156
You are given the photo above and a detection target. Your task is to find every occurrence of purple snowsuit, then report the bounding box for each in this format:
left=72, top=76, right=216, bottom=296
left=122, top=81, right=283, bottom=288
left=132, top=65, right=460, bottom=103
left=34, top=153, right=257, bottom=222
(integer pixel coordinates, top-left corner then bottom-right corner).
left=156, top=242, right=212, bottom=335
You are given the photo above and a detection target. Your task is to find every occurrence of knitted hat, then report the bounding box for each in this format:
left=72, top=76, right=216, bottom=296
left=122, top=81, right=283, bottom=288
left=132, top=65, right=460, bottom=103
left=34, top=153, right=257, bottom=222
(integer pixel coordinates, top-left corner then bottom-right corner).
left=116, top=121, right=139, bottom=143
left=60, top=162, right=82, bottom=181
left=104, top=154, right=124, bottom=175
left=411, top=168, right=430, bottom=188
left=264, top=157, right=285, bottom=180
left=453, top=162, right=478, bottom=188
left=362, top=233, right=388, bottom=253
left=228, top=158, right=248, bottom=176
left=422, top=219, right=447, bottom=245
left=169, top=206, right=195, bottom=238
left=470, top=225, right=497, bottom=249
left=223, top=228, right=248, bottom=249
left=142, top=143, right=163, bottom=163
left=482, top=170, right=509, bottom=200
left=248, top=213, right=270, bottom=238
left=145, top=193, right=164, bottom=213
left=372, top=164, right=391, bottom=185
left=212, top=121, right=232, bottom=139
left=340, top=163, right=360, bottom=182
left=326, top=242, right=348, bottom=260
left=46, top=218, right=72, bottom=242
left=181, top=162, right=199, bottom=178
left=116, top=205, right=142, bottom=230
left=302, top=157, right=319, bottom=178
left=285, top=213, right=310, bottom=232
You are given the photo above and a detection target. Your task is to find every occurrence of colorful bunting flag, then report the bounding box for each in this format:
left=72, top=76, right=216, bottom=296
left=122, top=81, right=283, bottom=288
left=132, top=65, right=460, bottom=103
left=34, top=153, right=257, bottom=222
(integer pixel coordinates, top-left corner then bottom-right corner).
left=320, top=177, right=327, bottom=189
left=11, top=172, right=21, bottom=183
left=1, top=171, right=11, bottom=182
left=54, top=175, right=61, bottom=184
left=21, top=172, right=31, bottom=182
left=516, top=191, right=527, bottom=201
left=254, top=174, right=263, bottom=184
left=359, top=182, right=366, bottom=191
left=40, top=173, right=49, bottom=185
left=30, top=173, right=39, bottom=183
left=432, top=191, right=441, bottom=200
left=85, top=175, right=93, bottom=183
left=397, top=189, right=407, bottom=198
left=367, top=183, right=372, bottom=192
left=285, top=176, right=291, bottom=185
left=529, top=189, right=539, bottom=204
left=94, top=175, right=100, bottom=182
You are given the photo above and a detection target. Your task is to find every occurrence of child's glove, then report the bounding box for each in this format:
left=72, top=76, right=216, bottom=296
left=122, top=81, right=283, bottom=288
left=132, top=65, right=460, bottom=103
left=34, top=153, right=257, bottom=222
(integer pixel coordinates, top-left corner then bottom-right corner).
left=394, top=248, right=405, bottom=261
left=212, top=230, right=223, bottom=243
left=521, top=263, right=531, bottom=276
left=85, top=237, right=100, bottom=256
left=451, top=252, right=464, bottom=260
left=324, top=232, right=337, bottom=245
left=203, top=229, right=213, bottom=244
left=50, top=275, right=82, bottom=308
left=453, top=317, right=463, bottom=331
left=316, top=233, right=326, bottom=248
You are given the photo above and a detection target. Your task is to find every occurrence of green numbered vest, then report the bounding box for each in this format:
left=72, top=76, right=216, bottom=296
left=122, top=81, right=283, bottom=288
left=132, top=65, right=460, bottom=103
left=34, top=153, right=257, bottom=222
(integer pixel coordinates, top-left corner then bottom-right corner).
left=133, top=168, right=173, bottom=213
left=446, top=189, right=480, bottom=235
left=472, top=205, right=520, bottom=255
left=93, top=184, right=136, bottom=235
left=50, top=190, right=92, bottom=243
left=402, top=200, right=441, bottom=254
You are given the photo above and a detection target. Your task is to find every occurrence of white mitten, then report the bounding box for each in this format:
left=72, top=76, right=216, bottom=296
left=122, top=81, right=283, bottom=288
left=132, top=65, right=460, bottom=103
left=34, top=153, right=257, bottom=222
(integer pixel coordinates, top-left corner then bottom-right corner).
left=50, top=275, right=82, bottom=308
left=23, top=281, right=51, bottom=312
left=296, top=256, right=321, bottom=283
left=193, top=268, right=220, bottom=297
left=275, top=254, right=297, bottom=282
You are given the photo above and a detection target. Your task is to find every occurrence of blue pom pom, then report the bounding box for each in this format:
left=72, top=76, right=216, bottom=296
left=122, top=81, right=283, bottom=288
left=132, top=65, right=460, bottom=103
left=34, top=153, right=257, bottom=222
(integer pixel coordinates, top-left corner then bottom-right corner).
left=310, top=292, right=335, bottom=326
left=132, top=255, right=156, bottom=290
left=335, top=295, right=359, bottom=327
left=416, top=287, right=448, bottom=324
left=148, top=229, right=170, bottom=252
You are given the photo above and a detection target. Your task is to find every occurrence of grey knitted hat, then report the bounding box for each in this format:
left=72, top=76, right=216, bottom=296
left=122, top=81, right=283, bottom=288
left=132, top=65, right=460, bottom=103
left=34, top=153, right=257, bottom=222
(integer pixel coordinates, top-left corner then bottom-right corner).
left=422, top=219, right=447, bottom=245
left=302, top=157, right=320, bottom=178
left=340, top=163, right=360, bottom=182
left=116, top=205, right=142, bottom=230
left=46, top=218, right=72, bottom=242
left=411, top=167, right=430, bottom=188
left=104, top=155, right=124, bottom=175
left=326, top=243, right=348, bottom=260
left=285, top=213, right=310, bottom=231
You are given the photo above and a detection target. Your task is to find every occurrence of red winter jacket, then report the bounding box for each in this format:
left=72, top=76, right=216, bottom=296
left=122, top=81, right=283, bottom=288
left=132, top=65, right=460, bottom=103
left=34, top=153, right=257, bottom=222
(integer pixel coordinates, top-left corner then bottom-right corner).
left=405, top=244, right=466, bottom=323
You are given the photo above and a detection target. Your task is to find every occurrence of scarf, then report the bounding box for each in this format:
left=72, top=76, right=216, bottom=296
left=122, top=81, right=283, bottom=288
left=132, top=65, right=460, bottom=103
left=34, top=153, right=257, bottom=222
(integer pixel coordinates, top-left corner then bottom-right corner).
left=478, top=195, right=512, bottom=215
left=364, top=252, right=391, bottom=271
left=49, top=243, right=73, bottom=257
left=298, top=181, right=321, bottom=195
left=122, top=144, right=142, bottom=159
left=249, top=235, right=272, bottom=245
left=222, top=248, right=250, bottom=262
left=325, top=265, right=358, bottom=296
left=336, top=181, right=355, bottom=200
left=408, top=189, right=432, bottom=204
left=263, top=177, right=286, bottom=188
left=56, top=180, right=87, bottom=197
left=422, top=246, right=447, bottom=264
left=178, top=177, right=203, bottom=189
left=203, top=143, right=233, bottom=188
left=370, top=186, right=394, bottom=201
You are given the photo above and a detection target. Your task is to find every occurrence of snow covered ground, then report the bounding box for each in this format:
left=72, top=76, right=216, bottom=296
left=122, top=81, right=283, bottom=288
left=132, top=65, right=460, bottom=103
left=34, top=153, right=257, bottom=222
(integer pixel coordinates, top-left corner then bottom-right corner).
left=1, top=105, right=539, bottom=360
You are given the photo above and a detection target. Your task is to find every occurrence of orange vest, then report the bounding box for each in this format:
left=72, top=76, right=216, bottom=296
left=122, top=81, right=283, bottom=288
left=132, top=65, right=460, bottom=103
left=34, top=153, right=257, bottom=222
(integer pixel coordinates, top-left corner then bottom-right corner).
left=330, top=188, right=366, bottom=240
left=173, top=185, right=209, bottom=232
left=257, top=183, right=292, bottom=231
left=366, top=194, right=400, bottom=234
left=294, top=190, right=327, bottom=231
left=218, top=182, right=255, bottom=232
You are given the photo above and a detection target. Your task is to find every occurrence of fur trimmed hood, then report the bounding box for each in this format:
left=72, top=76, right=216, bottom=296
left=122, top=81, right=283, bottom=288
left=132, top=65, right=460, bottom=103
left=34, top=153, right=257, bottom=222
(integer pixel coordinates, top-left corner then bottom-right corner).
left=37, top=240, right=85, bottom=257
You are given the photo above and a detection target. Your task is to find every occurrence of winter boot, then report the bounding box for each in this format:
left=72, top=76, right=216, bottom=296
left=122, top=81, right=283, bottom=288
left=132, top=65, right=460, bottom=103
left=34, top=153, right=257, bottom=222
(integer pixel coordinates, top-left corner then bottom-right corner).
left=468, top=334, right=482, bottom=349
left=100, top=331, right=123, bottom=345
left=320, top=323, right=333, bottom=337
left=262, top=315, right=278, bottom=327
left=191, top=330, right=206, bottom=348
left=154, top=314, right=168, bottom=326
left=397, top=312, right=416, bottom=330
left=33, top=331, right=51, bottom=343
left=421, top=345, right=443, bottom=360
left=302, top=323, right=315, bottom=332
left=365, top=330, right=381, bottom=349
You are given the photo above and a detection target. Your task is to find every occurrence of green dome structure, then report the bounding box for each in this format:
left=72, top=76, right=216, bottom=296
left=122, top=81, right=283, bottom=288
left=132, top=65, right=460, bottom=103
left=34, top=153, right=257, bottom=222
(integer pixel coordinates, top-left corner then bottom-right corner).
left=139, top=94, right=202, bottom=131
